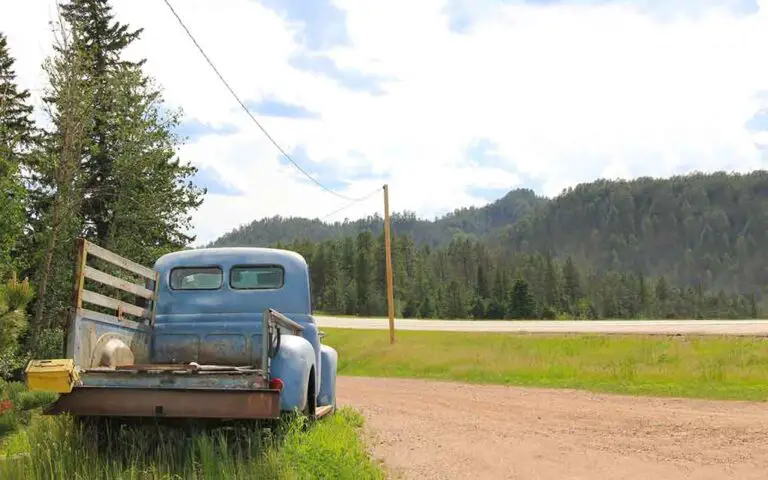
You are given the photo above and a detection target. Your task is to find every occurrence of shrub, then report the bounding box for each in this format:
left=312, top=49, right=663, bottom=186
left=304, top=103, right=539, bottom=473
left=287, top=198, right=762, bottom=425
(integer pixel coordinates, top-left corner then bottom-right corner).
left=0, top=273, right=33, bottom=353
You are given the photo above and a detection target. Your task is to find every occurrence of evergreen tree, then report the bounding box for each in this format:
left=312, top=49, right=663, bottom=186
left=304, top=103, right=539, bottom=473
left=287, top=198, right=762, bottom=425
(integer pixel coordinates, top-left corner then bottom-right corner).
left=0, top=33, right=35, bottom=277
left=60, top=0, right=203, bottom=261
left=487, top=269, right=508, bottom=319
left=443, top=279, right=468, bottom=319
left=508, top=278, right=535, bottom=319
left=419, top=293, right=436, bottom=319
left=471, top=295, right=486, bottom=319
left=655, top=276, right=669, bottom=317
left=562, top=256, right=581, bottom=312
left=28, top=1, right=203, bottom=329
left=59, top=0, right=143, bottom=244
left=638, top=272, right=649, bottom=318
left=543, top=253, right=560, bottom=307
left=355, top=231, right=375, bottom=315
left=29, top=16, right=95, bottom=329
left=476, top=264, right=489, bottom=299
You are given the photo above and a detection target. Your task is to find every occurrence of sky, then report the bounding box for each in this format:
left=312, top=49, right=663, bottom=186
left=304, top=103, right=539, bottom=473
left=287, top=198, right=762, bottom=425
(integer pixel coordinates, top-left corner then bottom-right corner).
left=2, top=0, right=768, bottom=245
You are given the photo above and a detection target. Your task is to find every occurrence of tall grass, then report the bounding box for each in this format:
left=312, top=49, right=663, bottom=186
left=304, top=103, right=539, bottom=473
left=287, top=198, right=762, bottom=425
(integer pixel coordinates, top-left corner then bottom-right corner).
left=326, top=328, right=768, bottom=401
left=0, top=407, right=383, bottom=479
left=0, top=379, right=57, bottom=440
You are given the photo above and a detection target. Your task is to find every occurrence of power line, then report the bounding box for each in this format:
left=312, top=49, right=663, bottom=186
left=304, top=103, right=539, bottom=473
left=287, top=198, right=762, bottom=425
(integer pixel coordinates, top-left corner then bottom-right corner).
left=319, top=187, right=382, bottom=222
left=161, top=0, right=368, bottom=202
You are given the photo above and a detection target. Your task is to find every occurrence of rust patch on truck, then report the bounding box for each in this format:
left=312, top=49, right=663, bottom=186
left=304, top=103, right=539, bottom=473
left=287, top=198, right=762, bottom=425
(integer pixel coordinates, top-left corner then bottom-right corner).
left=47, top=387, right=280, bottom=419
left=198, top=334, right=249, bottom=365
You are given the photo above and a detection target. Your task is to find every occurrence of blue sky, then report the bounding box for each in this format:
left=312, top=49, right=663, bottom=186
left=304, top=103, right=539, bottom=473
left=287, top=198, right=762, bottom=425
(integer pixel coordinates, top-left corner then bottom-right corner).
left=191, top=166, right=243, bottom=196
left=244, top=97, right=320, bottom=119
left=259, top=0, right=350, bottom=51
left=175, top=119, right=238, bottom=143
left=2, top=0, right=768, bottom=244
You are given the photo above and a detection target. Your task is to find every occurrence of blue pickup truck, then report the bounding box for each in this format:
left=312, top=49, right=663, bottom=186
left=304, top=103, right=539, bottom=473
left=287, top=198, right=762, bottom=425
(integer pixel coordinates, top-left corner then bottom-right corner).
left=25, top=238, right=338, bottom=421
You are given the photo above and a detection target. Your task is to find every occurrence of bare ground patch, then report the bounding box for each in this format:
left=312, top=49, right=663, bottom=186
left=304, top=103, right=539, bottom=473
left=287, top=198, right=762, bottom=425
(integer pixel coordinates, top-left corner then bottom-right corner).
left=338, top=376, right=768, bottom=480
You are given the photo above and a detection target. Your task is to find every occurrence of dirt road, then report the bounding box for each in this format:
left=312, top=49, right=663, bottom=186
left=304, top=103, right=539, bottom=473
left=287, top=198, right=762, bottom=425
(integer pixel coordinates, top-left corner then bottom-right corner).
left=337, top=376, right=768, bottom=480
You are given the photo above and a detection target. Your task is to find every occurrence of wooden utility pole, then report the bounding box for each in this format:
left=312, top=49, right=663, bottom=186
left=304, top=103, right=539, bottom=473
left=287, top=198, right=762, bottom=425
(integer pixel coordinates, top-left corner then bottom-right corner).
left=383, top=184, right=395, bottom=344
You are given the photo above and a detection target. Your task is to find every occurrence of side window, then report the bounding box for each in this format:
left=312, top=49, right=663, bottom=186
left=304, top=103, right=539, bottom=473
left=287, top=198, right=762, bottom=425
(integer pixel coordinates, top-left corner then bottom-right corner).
left=169, top=266, right=223, bottom=290
left=230, top=265, right=284, bottom=290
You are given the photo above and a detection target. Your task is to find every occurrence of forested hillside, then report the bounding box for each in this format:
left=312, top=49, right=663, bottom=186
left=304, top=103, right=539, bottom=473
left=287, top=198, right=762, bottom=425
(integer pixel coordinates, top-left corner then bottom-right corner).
left=214, top=171, right=768, bottom=305
left=210, top=188, right=545, bottom=247
left=0, top=0, right=203, bottom=378
left=212, top=172, right=768, bottom=320
left=286, top=232, right=759, bottom=321
left=498, top=172, right=768, bottom=295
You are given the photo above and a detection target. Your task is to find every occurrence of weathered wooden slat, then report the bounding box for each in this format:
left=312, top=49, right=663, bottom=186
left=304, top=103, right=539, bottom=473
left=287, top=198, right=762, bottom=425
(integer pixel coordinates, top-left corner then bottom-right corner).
left=85, top=241, right=156, bottom=280
left=81, top=290, right=148, bottom=318
left=73, top=238, right=87, bottom=309
left=150, top=271, right=160, bottom=325
left=84, top=266, right=155, bottom=300
left=78, top=308, right=151, bottom=331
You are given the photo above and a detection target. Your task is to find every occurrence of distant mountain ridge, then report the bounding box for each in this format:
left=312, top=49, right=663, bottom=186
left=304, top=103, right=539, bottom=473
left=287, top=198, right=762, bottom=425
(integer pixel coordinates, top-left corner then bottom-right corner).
left=210, top=171, right=768, bottom=296
left=208, top=188, right=546, bottom=248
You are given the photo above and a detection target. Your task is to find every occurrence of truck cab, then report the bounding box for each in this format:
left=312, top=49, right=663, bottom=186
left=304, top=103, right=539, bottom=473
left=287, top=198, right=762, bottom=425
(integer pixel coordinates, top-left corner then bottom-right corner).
left=27, top=239, right=338, bottom=421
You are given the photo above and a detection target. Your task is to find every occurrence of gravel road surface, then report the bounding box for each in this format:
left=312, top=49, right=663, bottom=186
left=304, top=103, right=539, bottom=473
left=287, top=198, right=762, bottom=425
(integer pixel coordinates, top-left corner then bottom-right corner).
left=318, top=317, right=768, bottom=336
left=338, top=376, right=768, bottom=479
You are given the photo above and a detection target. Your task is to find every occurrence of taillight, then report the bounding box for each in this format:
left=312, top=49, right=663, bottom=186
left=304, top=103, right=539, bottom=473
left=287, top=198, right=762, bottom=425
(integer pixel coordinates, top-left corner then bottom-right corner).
left=269, top=378, right=284, bottom=391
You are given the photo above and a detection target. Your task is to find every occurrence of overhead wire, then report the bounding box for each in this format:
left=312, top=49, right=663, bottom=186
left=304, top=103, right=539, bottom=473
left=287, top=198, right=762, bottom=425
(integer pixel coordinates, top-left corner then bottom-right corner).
left=161, top=0, right=370, bottom=202
left=319, top=186, right=383, bottom=222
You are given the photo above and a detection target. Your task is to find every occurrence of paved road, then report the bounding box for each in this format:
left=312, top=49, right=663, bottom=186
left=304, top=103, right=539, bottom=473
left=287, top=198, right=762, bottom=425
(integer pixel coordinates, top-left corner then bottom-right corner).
left=316, top=316, right=768, bottom=336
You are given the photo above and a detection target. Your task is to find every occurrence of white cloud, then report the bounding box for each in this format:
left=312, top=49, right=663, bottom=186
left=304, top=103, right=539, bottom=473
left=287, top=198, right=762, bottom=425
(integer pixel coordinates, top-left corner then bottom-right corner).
left=2, top=0, right=768, bottom=245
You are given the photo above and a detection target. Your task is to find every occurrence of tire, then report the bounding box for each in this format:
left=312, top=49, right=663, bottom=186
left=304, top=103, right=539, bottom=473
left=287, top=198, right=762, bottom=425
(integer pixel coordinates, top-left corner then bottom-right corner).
left=303, top=368, right=317, bottom=424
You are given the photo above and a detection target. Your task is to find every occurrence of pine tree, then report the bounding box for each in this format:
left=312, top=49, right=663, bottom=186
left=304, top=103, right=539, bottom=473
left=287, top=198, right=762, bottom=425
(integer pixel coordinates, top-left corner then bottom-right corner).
left=508, top=278, right=535, bottom=319
left=59, top=0, right=143, bottom=243
left=310, top=243, right=327, bottom=307
left=0, top=33, right=36, bottom=277
left=443, top=278, right=467, bottom=319
left=29, top=16, right=96, bottom=330
left=471, top=295, right=485, bottom=319
left=543, top=253, right=560, bottom=308
left=655, top=276, right=669, bottom=317
left=59, top=0, right=203, bottom=261
left=419, top=293, right=436, bottom=318
left=355, top=231, right=374, bottom=315
left=562, top=256, right=581, bottom=313
left=476, top=264, right=489, bottom=299
left=344, top=278, right=357, bottom=316
left=638, top=272, right=649, bottom=318
left=319, top=242, right=344, bottom=313
left=487, top=268, right=508, bottom=319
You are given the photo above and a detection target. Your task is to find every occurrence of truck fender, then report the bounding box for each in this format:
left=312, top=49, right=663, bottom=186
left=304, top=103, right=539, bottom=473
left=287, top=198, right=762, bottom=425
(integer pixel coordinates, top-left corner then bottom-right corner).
left=317, top=344, right=338, bottom=408
left=269, top=334, right=316, bottom=412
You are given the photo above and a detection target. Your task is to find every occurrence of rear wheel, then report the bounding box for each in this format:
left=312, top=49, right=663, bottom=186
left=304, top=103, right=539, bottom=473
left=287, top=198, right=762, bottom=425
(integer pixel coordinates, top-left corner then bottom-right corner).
left=303, top=369, right=316, bottom=424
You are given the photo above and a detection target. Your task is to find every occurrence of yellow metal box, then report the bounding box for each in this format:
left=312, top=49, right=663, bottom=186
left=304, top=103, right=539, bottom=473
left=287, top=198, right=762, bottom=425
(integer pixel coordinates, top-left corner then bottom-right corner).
left=25, top=359, right=80, bottom=393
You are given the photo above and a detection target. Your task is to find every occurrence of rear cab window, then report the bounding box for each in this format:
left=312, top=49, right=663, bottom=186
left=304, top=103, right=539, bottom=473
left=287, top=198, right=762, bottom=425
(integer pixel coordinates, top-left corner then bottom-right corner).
left=230, top=265, right=284, bottom=290
left=169, top=266, right=223, bottom=290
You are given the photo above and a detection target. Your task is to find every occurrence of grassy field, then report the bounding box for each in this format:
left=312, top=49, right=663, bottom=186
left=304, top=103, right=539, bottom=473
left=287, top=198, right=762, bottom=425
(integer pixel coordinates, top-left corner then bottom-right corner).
left=0, top=381, right=384, bottom=480
left=324, top=328, right=768, bottom=401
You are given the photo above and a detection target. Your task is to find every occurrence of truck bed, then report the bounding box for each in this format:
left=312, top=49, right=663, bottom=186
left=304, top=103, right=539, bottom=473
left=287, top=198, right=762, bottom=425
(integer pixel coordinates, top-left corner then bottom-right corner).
left=79, top=363, right=268, bottom=390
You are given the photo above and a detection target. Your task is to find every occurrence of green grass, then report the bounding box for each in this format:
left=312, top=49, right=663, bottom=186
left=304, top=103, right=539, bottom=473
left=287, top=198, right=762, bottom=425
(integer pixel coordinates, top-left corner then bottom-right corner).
left=1, top=379, right=383, bottom=479
left=325, top=328, right=768, bottom=401
left=0, top=407, right=384, bottom=479
left=0, top=379, right=57, bottom=442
